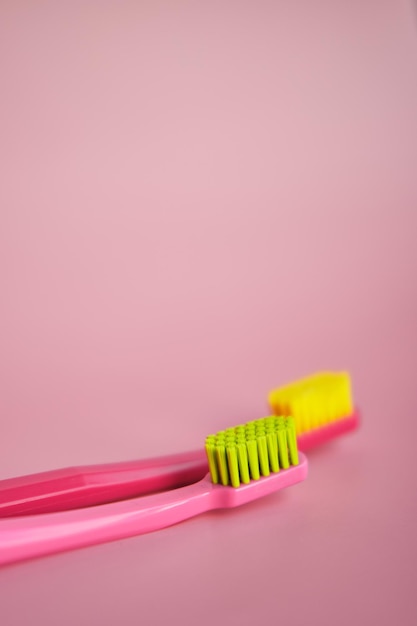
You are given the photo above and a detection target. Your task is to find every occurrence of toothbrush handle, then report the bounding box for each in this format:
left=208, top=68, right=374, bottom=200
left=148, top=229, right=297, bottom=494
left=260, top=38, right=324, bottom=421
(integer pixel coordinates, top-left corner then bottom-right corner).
left=0, top=478, right=214, bottom=565
left=0, top=450, right=208, bottom=517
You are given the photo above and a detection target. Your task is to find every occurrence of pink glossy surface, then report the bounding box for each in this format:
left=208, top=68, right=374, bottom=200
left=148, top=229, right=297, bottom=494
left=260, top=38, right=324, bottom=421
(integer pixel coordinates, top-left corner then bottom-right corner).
left=1, top=1, right=416, bottom=624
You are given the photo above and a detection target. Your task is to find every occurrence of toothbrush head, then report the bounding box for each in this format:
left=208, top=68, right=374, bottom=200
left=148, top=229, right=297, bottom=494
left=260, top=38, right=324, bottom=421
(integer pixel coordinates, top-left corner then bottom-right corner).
left=205, top=415, right=300, bottom=488
left=268, top=371, right=359, bottom=451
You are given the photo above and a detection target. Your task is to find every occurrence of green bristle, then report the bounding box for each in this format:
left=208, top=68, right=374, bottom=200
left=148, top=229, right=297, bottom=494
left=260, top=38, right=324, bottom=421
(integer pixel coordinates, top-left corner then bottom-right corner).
left=276, top=417, right=290, bottom=469
left=236, top=442, right=250, bottom=483
left=226, top=443, right=240, bottom=487
left=205, top=416, right=299, bottom=487
left=216, top=443, right=229, bottom=486
left=205, top=438, right=219, bottom=484
left=265, top=421, right=275, bottom=434
left=266, top=431, right=279, bottom=472
left=286, top=416, right=299, bottom=466
left=257, top=434, right=270, bottom=477
left=246, top=437, right=260, bottom=480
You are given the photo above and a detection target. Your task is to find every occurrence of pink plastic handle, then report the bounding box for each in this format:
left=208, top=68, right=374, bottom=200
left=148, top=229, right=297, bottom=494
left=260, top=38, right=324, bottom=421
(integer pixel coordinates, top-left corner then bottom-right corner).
left=297, top=410, right=359, bottom=452
left=0, top=454, right=308, bottom=566
left=0, top=477, right=213, bottom=566
left=0, top=450, right=208, bottom=517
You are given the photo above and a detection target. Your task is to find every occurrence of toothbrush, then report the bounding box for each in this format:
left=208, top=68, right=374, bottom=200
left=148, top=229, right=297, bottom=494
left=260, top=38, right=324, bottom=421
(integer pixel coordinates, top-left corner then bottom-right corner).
left=268, top=371, right=360, bottom=451
left=0, top=417, right=307, bottom=565
left=0, top=371, right=358, bottom=518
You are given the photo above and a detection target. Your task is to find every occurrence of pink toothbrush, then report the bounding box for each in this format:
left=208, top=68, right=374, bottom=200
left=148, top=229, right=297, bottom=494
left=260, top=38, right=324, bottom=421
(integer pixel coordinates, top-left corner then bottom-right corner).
left=0, top=417, right=307, bottom=565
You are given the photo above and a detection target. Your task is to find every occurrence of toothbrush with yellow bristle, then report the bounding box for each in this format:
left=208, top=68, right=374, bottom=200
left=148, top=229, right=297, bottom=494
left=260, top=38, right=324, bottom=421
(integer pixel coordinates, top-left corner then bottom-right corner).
left=268, top=371, right=359, bottom=452
left=0, top=417, right=307, bottom=565
left=0, top=371, right=357, bottom=521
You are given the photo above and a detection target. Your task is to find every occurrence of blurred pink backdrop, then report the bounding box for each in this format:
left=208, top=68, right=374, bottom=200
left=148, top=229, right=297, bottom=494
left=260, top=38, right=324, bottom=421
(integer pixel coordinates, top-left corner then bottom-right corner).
left=1, top=1, right=417, bottom=625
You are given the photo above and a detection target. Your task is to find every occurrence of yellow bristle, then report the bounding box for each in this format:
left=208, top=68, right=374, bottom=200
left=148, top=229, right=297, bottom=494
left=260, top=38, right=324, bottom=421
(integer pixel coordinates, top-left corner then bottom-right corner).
left=268, top=371, right=354, bottom=435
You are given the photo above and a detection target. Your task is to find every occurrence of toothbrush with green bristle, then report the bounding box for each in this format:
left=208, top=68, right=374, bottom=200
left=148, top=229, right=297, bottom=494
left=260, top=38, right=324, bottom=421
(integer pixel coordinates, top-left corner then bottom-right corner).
left=0, top=416, right=307, bottom=565
left=0, top=371, right=356, bottom=518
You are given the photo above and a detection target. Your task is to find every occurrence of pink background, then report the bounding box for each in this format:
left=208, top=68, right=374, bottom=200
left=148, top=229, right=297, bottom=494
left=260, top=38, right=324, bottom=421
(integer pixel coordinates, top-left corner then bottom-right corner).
left=1, top=1, right=417, bottom=624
